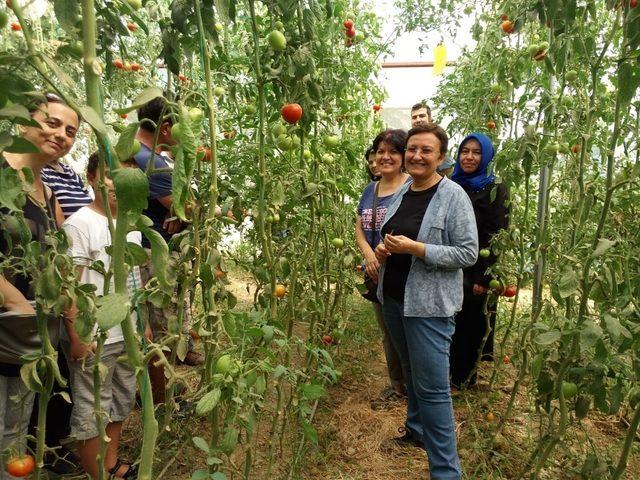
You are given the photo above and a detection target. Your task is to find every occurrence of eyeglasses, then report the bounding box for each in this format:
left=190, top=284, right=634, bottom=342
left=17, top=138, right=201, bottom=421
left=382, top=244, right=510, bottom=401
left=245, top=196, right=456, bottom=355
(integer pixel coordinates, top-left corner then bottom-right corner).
left=406, top=146, right=437, bottom=156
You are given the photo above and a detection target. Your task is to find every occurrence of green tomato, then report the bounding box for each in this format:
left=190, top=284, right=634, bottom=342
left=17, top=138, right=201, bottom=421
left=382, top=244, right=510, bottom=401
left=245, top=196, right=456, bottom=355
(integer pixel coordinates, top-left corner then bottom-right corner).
left=245, top=104, right=257, bottom=115
left=215, top=22, right=224, bottom=33
left=188, top=107, right=203, bottom=122
left=213, top=86, right=225, bottom=97
left=131, top=139, right=141, bottom=156
left=303, top=149, right=311, bottom=159
left=274, top=21, right=284, bottom=31
left=526, top=44, right=541, bottom=56
left=561, top=381, right=578, bottom=399
left=323, top=135, right=340, bottom=148
left=354, top=31, right=365, bottom=42
left=479, top=248, right=491, bottom=258
left=565, top=70, right=578, bottom=82
left=125, top=0, right=142, bottom=10
left=170, top=123, right=181, bottom=142
left=331, top=237, right=344, bottom=249
left=345, top=10, right=356, bottom=20
left=544, top=142, right=560, bottom=155
left=276, top=134, right=294, bottom=151
left=490, top=84, right=502, bottom=94
left=271, top=123, right=286, bottom=137
left=538, top=41, right=549, bottom=51
left=215, top=354, right=232, bottom=374
left=463, top=6, right=473, bottom=14
left=489, top=279, right=502, bottom=290
left=268, top=30, right=287, bottom=51
left=68, top=42, right=84, bottom=57
left=322, top=153, right=334, bottom=163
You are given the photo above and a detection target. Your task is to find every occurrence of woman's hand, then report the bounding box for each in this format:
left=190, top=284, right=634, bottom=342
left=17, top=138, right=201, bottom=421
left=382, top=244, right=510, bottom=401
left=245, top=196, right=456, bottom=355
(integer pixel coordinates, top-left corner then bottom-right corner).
left=375, top=242, right=391, bottom=263
left=473, top=284, right=488, bottom=295
left=383, top=234, right=425, bottom=257
left=364, top=253, right=380, bottom=282
left=69, top=339, right=97, bottom=362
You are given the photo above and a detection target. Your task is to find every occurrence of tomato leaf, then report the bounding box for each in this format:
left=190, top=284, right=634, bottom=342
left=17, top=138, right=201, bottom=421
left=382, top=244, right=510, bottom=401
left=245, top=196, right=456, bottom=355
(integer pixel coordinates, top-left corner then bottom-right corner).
left=557, top=266, right=579, bottom=298
left=534, top=330, right=561, bottom=346
left=196, top=388, right=221, bottom=416
left=135, top=218, right=174, bottom=292
left=603, top=313, right=631, bottom=340
left=4, top=136, right=40, bottom=154
left=0, top=164, right=27, bottom=211
left=301, top=419, right=318, bottom=444
left=78, top=105, right=108, bottom=138
left=115, top=123, right=140, bottom=162
left=579, top=320, right=603, bottom=349
left=191, top=436, right=210, bottom=454
left=20, top=360, right=45, bottom=393
left=115, top=87, right=164, bottom=114
left=113, top=168, right=149, bottom=213
left=591, top=238, right=616, bottom=258
left=53, top=0, right=80, bottom=35
left=95, top=293, right=130, bottom=331
left=300, top=383, right=326, bottom=400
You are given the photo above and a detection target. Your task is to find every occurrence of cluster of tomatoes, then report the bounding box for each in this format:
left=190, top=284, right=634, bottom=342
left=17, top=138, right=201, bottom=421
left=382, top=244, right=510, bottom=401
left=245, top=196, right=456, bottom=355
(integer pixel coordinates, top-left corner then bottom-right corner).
left=113, top=58, right=142, bottom=72
left=499, top=14, right=515, bottom=34
left=343, top=16, right=365, bottom=47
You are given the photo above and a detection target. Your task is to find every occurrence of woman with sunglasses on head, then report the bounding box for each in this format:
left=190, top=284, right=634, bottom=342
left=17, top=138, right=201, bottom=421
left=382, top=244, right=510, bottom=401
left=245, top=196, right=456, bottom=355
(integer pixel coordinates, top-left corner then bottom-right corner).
left=355, top=131, right=410, bottom=408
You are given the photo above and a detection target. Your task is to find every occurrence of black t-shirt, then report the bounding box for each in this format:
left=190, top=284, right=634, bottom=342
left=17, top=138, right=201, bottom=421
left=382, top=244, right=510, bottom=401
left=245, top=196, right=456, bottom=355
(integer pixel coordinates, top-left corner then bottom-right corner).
left=381, top=181, right=441, bottom=302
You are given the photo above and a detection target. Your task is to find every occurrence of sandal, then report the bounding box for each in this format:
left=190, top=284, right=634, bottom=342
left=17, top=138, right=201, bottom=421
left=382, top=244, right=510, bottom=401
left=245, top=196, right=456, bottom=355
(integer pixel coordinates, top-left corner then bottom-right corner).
left=108, top=458, right=139, bottom=479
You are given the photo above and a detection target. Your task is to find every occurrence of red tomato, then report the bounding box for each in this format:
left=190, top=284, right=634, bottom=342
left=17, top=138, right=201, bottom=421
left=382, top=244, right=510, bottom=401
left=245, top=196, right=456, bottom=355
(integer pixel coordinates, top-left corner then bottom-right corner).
left=571, top=144, right=580, bottom=154
left=130, top=62, right=141, bottom=71
left=322, top=335, right=332, bottom=346
left=281, top=103, right=303, bottom=124
left=11, top=22, right=21, bottom=31
left=503, top=355, right=511, bottom=364
left=179, top=73, right=187, bottom=82
left=372, top=104, right=381, bottom=112
left=487, top=120, right=496, bottom=130
left=127, top=22, right=137, bottom=32
left=120, top=113, right=128, bottom=119
left=631, top=0, right=637, bottom=7
left=346, top=28, right=356, bottom=38
left=113, top=59, right=124, bottom=69
left=503, top=285, right=517, bottom=298
left=500, top=14, right=509, bottom=21
left=343, top=20, right=354, bottom=30
left=6, top=455, right=35, bottom=477
left=500, top=20, right=515, bottom=34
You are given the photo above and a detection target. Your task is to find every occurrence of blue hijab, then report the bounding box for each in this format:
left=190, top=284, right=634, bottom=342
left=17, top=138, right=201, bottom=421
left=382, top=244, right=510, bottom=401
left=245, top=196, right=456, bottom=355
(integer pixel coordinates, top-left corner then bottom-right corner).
left=451, top=133, right=496, bottom=191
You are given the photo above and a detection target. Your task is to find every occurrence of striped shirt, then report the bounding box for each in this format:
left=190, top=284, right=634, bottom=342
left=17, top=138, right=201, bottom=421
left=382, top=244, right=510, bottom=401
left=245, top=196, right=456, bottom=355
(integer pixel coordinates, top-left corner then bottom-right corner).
left=42, top=162, right=92, bottom=218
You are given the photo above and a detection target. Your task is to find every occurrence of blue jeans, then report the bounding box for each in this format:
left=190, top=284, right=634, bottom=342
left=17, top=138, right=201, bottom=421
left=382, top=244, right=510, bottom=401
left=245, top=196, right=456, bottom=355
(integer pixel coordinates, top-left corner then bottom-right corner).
left=382, top=296, right=462, bottom=480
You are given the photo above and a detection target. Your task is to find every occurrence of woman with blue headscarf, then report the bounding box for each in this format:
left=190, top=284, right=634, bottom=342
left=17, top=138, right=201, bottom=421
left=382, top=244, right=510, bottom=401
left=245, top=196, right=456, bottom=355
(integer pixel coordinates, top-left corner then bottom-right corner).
left=449, top=133, right=509, bottom=388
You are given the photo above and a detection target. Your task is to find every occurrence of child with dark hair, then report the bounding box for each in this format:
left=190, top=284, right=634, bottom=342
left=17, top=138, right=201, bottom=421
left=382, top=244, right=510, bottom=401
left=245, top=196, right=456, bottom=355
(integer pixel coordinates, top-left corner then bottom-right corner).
left=61, top=154, right=150, bottom=479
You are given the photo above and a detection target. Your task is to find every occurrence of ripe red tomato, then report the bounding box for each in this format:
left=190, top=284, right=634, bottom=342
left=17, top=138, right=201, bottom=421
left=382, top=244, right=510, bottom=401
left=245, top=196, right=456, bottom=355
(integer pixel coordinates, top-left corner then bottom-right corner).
left=120, top=113, right=128, bottom=119
left=503, top=355, right=511, bottom=364
left=500, top=14, right=509, bottom=21
left=372, top=104, right=381, bottom=112
left=127, top=22, right=137, bottom=32
left=346, top=28, right=356, bottom=38
left=322, top=335, right=332, bottom=346
left=11, top=22, right=21, bottom=31
left=130, top=62, right=141, bottom=71
left=487, top=120, right=496, bottom=130
left=500, top=20, right=515, bottom=34
left=6, top=455, right=35, bottom=477
left=281, top=103, right=302, bottom=124
left=631, top=0, right=637, bottom=7
left=113, top=59, right=124, bottom=69
left=178, top=73, right=187, bottom=82
left=344, top=20, right=354, bottom=30
left=196, top=146, right=212, bottom=162
left=571, top=144, right=580, bottom=154
left=503, top=285, right=517, bottom=298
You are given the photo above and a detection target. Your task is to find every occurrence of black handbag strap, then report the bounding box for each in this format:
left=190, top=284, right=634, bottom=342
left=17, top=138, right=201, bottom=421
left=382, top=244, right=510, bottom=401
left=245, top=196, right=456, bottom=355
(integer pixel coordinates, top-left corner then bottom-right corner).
left=368, top=181, right=380, bottom=246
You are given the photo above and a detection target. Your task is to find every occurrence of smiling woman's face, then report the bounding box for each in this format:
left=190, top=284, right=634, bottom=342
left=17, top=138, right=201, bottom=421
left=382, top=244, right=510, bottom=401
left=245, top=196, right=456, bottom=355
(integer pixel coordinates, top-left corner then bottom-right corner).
left=376, top=141, right=403, bottom=177
left=21, top=102, right=79, bottom=161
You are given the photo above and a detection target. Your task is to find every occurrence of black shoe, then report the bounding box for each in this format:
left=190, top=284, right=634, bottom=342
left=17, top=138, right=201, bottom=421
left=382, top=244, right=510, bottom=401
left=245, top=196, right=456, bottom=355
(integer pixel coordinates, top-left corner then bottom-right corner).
left=381, top=427, right=425, bottom=452
left=370, top=386, right=406, bottom=411
left=44, top=447, right=83, bottom=475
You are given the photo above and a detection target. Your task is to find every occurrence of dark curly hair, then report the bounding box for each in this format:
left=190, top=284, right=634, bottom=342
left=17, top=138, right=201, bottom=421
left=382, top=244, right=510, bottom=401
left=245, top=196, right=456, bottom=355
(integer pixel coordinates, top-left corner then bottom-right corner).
left=407, top=123, right=448, bottom=155
left=372, top=129, right=408, bottom=156
left=137, top=96, right=174, bottom=133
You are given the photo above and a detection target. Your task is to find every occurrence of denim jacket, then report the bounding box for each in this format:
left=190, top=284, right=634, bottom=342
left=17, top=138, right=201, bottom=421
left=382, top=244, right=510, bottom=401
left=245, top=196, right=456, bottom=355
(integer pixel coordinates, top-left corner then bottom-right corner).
left=376, top=176, right=478, bottom=317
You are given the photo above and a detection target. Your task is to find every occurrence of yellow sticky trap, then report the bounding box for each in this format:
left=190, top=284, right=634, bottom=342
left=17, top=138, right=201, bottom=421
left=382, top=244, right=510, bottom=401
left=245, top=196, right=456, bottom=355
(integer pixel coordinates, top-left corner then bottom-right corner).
left=433, top=44, right=447, bottom=76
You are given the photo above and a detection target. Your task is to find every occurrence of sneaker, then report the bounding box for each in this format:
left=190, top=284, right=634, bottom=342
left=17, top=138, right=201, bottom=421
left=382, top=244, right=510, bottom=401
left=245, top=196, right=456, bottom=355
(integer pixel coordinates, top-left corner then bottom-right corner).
left=381, top=427, right=425, bottom=452
left=370, top=386, right=406, bottom=410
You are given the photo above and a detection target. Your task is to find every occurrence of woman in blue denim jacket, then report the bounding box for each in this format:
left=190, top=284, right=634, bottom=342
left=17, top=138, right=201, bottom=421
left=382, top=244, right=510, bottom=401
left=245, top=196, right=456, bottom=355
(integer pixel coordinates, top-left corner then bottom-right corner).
left=375, top=124, right=478, bottom=480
